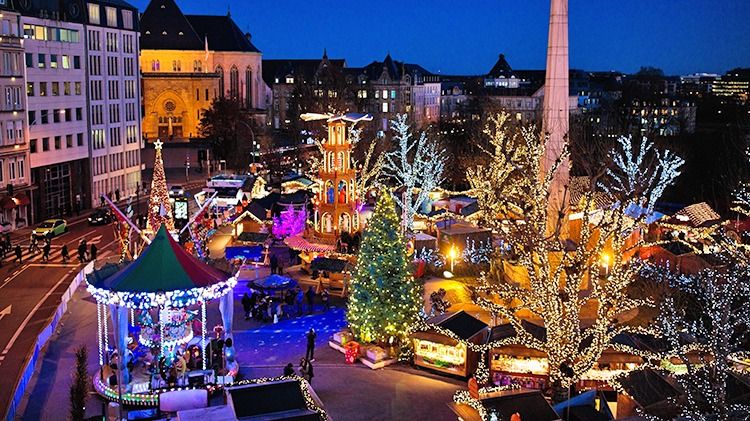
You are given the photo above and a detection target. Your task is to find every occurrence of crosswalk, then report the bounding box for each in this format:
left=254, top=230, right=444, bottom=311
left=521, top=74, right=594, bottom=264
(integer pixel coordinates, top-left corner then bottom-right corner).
left=0, top=230, right=110, bottom=265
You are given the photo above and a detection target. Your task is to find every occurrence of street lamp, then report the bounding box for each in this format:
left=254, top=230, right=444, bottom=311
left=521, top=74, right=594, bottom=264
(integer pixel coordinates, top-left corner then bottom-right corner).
left=600, top=252, right=611, bottom=277
left=448, top=246, right=458, bottom=273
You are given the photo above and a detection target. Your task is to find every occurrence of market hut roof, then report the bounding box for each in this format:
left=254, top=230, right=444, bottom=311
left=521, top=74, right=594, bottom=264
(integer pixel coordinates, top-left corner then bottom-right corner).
left=88, top=225, right=228, bottom=293
left=428, top=310, right=489, bottom=341
left=310, top=257, right=352, bottom=273
left=670, top=202, right=721, bottom=227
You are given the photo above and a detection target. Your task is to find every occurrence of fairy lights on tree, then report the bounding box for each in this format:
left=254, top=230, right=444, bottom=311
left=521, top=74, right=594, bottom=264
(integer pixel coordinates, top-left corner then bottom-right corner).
left=272, top=205, right=307, bottom=238
left=628, top=238, right=750, bottom=421
left=472, top=119, right=684, bottom=392
left=349, top=126, right=384, bottom=204
left=147, top=140, right=174, bottom=232
left=383, top=114, right=445, bottom=232
left=347, top=193, right=422, bottom=346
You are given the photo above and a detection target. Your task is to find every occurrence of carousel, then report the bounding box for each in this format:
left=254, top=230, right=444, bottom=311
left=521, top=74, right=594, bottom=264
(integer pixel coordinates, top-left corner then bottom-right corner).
left=86, top=225, right=238, bottom=407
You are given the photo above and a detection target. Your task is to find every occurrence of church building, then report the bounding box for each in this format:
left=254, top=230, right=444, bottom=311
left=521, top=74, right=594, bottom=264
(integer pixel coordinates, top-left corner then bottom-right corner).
left=139, top=0, right=263, bottom=142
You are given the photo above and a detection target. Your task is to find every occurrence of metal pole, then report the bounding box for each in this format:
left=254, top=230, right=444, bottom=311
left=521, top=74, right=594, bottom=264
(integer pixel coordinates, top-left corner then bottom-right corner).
left=201, top=301, right=207, bottom=371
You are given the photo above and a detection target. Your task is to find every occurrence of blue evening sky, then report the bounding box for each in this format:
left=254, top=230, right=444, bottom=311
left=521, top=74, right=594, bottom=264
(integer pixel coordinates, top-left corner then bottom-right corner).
left=130, top=0, right=750, bottom=76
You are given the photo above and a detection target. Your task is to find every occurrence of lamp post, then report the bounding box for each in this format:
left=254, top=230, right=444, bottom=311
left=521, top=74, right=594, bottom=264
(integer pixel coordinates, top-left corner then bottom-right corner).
left=600, top=253, right=611, bottom=277
left=448, top=246, right=457, bottom=273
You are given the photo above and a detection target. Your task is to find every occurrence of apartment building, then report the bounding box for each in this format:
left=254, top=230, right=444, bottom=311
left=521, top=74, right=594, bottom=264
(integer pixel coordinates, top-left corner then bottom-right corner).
left=0, top=6, right=32, bottom=230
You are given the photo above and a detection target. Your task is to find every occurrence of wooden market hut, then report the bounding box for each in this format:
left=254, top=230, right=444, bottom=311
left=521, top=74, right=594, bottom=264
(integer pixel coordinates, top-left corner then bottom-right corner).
left=411, top=311, right=489, bottom=378
left=448, top=388, right=561, bottom=421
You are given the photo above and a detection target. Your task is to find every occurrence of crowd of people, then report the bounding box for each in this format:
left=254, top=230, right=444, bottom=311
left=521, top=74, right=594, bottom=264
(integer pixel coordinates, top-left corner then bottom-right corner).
left=241, top=285, right=330, bottom=323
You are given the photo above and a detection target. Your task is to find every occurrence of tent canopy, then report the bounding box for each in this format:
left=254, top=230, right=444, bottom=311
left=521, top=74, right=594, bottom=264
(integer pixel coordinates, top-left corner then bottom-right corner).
left=89, top=225, right=228, bottom=293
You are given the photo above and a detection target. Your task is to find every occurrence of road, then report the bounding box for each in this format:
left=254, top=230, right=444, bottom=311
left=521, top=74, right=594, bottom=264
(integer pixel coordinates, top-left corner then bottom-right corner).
left=0, top=179, right=205, bottom=416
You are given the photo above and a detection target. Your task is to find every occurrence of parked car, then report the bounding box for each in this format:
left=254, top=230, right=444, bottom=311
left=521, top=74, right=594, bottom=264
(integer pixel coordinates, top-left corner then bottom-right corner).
left=88, top=208, right=113, bottom=225
left=169, top=185, right=185, bottom=199
left=33, top=219, right=67, bottom=238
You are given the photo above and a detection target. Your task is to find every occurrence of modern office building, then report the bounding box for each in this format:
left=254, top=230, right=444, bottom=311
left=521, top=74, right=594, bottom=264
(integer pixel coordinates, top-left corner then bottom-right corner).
left=85, top=0, right=142, bottom=204
left=22, top=6, right=90, bottom=220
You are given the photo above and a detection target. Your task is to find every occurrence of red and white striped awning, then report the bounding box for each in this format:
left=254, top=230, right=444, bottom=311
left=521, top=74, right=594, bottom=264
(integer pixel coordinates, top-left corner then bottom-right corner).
left=284, top=236, right=335, bottom=253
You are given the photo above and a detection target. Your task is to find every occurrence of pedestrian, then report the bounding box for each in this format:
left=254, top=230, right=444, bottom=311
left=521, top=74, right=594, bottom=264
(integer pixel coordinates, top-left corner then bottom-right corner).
left=29, top=235, right=38, bottom=254
left=321, top=288, right=330, bottom=311
left=77, top=240, right=86, bottom=262
left=4, top=232, right=10, bottom=248
left=42, top=241, right=51, bottom=262
left=90, top=243, right=97, bottom=260
left=270, top=254, right=278, bottom=274
left=115, top=189, right=121, bottom=202
left=241, top=292, right=252, bottom=320
left=284, top=290, right=294, bottom=316
left=305, top=328, right=316, bottom=361
left=14, top=244, right=21, bottom=263
left=299, top=358, right=311, bottom=383
left=305, top=286, right=315, bottom=314
left=277, top=261, right=283, bottom=275
left=283, top=362, right=295, bottom=376
left=295, top=288, right=304, bottom=316
left=61, top=244, right=69, bottom=263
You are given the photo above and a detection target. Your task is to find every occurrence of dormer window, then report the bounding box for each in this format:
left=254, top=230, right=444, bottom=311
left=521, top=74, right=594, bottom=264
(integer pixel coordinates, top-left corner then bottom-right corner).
left=285, top=76, right=294, bottom=84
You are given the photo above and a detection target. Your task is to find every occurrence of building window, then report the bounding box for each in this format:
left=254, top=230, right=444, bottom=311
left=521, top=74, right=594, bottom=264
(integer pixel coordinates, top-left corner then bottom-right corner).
left=77, top=133, right=83, bottom=146
left=64, top=82, right=70, bottom=95
left=75, top=82, right=81, bottom=95
left=51, top=82, right=59, bottom=96
left=88, top=3, right=101, bottom=25
left=382, top=102, right=388, bottom=113
left=54, top=136, right=61, bottom=149
left=26, top=82, right=33, bottom=96
left=106, top=7, right=117, bottom=27
left=50, top=54, right=57, bottom=68
left=76, top=108, right=82, bottom=120
left=66, top=134, right=73, bottom=148
left=61, top=55, right=70, bottom=69
left=229, top=66, right=239, bottom=98
left=122, top=10, right=133, bottom=29
left=30, top=139, right=36, bottom=153
left=391, top=90, right=396, bottom=99
left=216, top=66, right=224, bottom=97
left=25, top=53, right=32, bottom=68
left=42, top=137, right=49, bottom=151
left=41, top=109, right=48, bottom=124
left=245, top=67, right=253, bottom=107
left=37, top=53, right=45, bottom=68
left=73, top=56, right=81, bottom=69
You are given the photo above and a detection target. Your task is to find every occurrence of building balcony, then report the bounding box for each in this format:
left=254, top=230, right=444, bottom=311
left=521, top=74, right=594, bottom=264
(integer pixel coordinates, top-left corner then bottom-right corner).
left=0, top=36, right=23, bottom=49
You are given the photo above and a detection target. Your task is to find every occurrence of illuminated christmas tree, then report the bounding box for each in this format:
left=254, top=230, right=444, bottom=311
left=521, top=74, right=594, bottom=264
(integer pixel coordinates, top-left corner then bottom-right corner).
left=347, top=193, right=422, bottom=346
left=147, top=140, right=174, bottom=232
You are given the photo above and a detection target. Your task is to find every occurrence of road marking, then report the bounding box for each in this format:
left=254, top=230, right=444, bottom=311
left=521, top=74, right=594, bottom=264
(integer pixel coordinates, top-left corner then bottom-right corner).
left=0, top=267, right=77, bottom=364
left=0, top=267, right=30, bottom=290
left=0, top=305, right=10, bottom=321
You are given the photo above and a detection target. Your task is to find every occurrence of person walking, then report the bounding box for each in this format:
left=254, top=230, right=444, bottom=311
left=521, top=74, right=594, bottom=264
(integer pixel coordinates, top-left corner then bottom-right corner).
left=299, top=358, right=311, bottom=383
left=42, top=241, right=51, bottom=262
left=90, top=243, right=97, bottom=261
left=77, top=240, right=87, bottom=263
left=61, top=244, right=69, bottom=263
left=14, top=244, right=22, bottom=264
left=305, top=286, right=315, bottom=314
left=321, top=289, right=330, bottom=311
left=28, top=235, right=38, bottom=254
left=304, top=359, right=315, bottom=384
left=270, top=253, right=278, bottom=275
left=241, top=292, right=252, bottom=320
left=305, top=328, right=316, bottom=361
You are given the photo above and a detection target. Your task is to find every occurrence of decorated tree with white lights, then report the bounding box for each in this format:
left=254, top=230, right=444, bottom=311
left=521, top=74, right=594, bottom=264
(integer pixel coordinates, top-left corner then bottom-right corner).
left=466, top=112, right=529, bottom=229
left=347, top=192, right=422, bottom=347
left=349, top=126, right=384, bottom=204
left=638, top=256, right=750, bottom=421
left=147, top=140, right=174, bottom=232
left=473, top=121, right=683, bottom=394
left=383, top=114, right=445, bottom=232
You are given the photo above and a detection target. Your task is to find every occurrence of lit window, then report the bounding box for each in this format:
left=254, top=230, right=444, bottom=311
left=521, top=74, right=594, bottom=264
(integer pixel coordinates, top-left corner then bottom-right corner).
left=122, top=10, right=133, bottom=29
left=390, top=90, right=396, bottom=99
left=382, top=102, right=388, bottom=113
left=106, top=7, right=117, bottom=27
left=88, top=3, right=100, bottom=25
left=285, top=76, right=294, bottom=84
left=382, top=89, right=387, bottom=99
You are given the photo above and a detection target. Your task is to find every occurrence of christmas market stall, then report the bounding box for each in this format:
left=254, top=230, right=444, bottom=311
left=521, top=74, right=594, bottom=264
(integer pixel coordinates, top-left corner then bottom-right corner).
left=86, top=225, right=238, bottom=408
left=411, top=310, right=489, bottom=377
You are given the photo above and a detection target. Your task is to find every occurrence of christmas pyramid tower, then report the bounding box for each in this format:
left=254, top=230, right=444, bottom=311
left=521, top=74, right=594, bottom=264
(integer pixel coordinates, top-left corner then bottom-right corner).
left=147, top=140, right=175, bottom=232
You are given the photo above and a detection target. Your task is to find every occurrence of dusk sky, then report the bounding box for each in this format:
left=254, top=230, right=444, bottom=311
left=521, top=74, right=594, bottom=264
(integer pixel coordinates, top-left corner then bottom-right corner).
left=134, top=0, right=750, bottom=76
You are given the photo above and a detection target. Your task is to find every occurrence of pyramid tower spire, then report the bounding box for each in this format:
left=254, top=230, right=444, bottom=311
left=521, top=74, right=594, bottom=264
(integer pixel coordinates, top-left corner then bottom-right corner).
left=542, top=0, right=570, bottom=236
left=147, top=140, right=175, bottom=233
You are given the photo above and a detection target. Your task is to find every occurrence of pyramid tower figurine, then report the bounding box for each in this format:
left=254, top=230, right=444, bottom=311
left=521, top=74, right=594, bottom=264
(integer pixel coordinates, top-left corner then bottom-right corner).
left=147, top=140, right=175, bottom=232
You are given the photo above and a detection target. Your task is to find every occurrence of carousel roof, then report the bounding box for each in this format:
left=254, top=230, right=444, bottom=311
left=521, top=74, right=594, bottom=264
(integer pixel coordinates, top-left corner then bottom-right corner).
left=88, top=225, right=228, bottom=293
